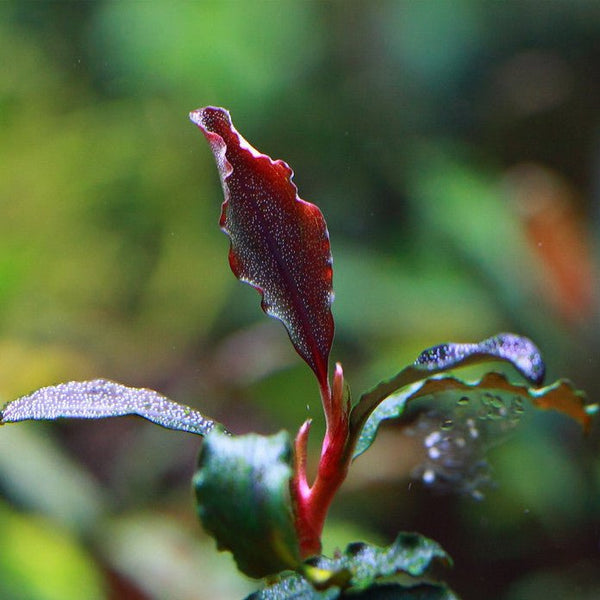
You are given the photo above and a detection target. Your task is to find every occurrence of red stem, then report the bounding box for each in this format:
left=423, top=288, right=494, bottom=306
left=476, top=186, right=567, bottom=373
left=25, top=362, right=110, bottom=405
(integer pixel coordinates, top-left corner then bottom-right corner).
left=291, top=363, right=351, bottom=557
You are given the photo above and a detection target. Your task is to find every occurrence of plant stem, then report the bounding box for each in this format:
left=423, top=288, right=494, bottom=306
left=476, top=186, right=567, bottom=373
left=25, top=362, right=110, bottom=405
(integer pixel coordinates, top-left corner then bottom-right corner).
left=291, top=363, right=351, bottom=558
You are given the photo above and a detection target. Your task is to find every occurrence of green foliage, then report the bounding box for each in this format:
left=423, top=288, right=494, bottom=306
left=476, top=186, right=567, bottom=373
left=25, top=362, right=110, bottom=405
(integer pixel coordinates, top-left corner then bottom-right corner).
left=248, top=534, right=453, bottom=600
left=0, top=501, right=105, bottom=600
left=2, top=2, right=600, bottom=598
left=349, top=333, right=547, bottom=449
left=354, top=373, right=591, bottom=459
left=1, top=379, right=218, bottom=436
left=194, top=429, right=301, bottom=578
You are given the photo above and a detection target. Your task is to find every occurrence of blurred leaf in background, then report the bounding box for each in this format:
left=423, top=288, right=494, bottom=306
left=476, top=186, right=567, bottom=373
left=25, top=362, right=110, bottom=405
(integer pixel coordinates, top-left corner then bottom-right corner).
left=1, top=1, right=599, bottom=599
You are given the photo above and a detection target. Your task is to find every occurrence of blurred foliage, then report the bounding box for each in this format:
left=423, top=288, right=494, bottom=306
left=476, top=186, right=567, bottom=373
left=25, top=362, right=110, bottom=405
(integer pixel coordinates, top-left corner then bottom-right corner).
left=1, top=1, right=599, bottom=599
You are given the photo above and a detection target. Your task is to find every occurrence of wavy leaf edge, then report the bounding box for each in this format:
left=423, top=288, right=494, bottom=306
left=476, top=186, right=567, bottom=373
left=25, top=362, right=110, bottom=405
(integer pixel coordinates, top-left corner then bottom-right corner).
left=349, top=333, right=546, bottom=442
left=190, top=106, right=335, bottom=393
left=353, top=372, right=592, bottom=459
left=0, top=379, right=219, bottom=437
left=247, top=533, right=453, bottom=599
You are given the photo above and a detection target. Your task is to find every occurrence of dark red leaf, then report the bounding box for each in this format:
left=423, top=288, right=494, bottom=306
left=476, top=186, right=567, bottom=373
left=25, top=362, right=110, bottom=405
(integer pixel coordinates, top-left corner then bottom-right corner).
left=190, top=107, right=334, bottom=391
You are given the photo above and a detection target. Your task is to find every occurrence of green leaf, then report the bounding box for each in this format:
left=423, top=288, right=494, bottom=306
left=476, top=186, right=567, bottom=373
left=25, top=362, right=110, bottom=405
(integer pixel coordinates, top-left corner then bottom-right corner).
left=247, top=576, right=339, bottom=600
left=193, top=429, right=301, bottom=578
left=350, top=333, right=544, bottom=441
left=248, top=534, right=453, bottom=599
left=0, top=379, right=219, bottom=436
left=353, top=372, right=592, bottom=459
left=247, top=581, right=455, bottom=600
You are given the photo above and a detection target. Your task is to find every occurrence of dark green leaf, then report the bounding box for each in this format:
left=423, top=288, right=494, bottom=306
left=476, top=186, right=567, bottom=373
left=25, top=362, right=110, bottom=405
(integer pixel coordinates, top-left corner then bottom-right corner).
left=350, top=333, right=544, bottom=441
left=246, top=576, right=339, bottom=600
left=248, top=534, right=453, bottom=599
left=353, top=372, right=592, bottom=459
left=247, top=581, right=456, bottom=600
left=0, top=379, right=218, bottom=436
left=310, top=534, right=450, bottom=590
left=193, top=429, right=301, bottom=578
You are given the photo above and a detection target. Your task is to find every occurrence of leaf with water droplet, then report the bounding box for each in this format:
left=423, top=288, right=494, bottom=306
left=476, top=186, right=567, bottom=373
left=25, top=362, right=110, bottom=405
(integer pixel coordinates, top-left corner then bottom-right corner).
left=353, top=372, right=592, bottom=459
left=0, top=380, right=219, bottom=436
left=247, top=533, right=455, bottom=599
left=190, top=107, right=334, bottom=392
left=194, top=428, right=300, bottom=578
left=349, top=333, right=545, bottom=443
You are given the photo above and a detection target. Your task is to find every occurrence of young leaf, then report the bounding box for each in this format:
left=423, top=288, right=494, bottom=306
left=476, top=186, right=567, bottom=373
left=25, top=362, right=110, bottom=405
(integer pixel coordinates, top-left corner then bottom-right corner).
left=190, top=107, right=334, bottom=391
left=0, top=379, right=218, bottom=436
left=247, top=534, right=454, bottom=599
left=353, top=372, right=593, bottom=459
left=193, top=428, right=301, bottom=579
left=350, top=333, right=544, bottom=439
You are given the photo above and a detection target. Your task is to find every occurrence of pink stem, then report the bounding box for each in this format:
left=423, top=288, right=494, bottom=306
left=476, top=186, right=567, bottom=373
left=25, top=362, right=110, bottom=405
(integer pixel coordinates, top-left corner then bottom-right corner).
left=291, top=363, right=351, bottom=558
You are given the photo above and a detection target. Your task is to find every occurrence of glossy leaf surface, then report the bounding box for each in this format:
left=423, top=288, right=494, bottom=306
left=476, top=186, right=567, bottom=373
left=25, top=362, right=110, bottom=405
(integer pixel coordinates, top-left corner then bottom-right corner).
left=248, top=581, right=454, bottom=600
left=193, top=429, right=301, bottom=579
left=190, top=107, right=334, bottom=390
left=0, top=379, right=218, bottom=436
left=354, top=372, right=593, bottom=459
left=350, top=333, right=544, bottom=438
left=247, top=534, right=453, bottom=599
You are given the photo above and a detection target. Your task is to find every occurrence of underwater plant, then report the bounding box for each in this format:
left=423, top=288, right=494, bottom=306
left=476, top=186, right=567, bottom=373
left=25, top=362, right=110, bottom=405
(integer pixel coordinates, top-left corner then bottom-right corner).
left=1, top=107, right=595, bottom=599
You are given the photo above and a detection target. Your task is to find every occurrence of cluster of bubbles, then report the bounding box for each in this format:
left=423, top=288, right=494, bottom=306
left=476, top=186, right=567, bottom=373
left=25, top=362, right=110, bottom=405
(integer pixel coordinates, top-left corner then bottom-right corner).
left=404, top=391, right=527, bottom=499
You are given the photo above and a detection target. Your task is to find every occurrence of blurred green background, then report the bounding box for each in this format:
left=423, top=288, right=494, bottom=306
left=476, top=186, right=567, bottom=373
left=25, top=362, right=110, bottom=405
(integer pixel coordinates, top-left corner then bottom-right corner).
left=1, top=1, right=600, bottom=599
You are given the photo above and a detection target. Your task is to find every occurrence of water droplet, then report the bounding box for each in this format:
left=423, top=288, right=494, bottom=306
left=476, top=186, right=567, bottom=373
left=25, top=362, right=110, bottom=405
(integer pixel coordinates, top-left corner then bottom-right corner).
left=511, top=397, right=525, bottom=414
left=477, top=409, right=490, bottom=421
left=489, top=395, right=505, bottom=410
left=440, top=419, right=454, bottom=431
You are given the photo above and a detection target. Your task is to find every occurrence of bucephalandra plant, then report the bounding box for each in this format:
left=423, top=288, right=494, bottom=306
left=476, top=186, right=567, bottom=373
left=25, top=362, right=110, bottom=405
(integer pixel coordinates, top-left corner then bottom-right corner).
left=1, top=107, right=597, bottom=599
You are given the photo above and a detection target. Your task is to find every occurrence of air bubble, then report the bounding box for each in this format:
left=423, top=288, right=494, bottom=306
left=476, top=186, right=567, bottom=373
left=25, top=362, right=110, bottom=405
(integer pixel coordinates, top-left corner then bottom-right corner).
left=467, top=418, right=479, bottom=438
left=425, top=431, right=442, bottom=448
left=428, top=446, right=441, bottom=459
left=422, top=469, right=436, bottom=484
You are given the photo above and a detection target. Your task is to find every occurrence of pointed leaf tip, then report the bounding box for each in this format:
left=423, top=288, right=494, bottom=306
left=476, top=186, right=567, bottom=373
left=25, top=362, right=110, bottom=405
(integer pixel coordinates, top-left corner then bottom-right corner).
left=190, top=106, right=334, bottom=390
left=353, top=373, right=591, bottom=460
left=350, top=333, right=546, bottom=440
left=415, top=333, right=545, bottom=386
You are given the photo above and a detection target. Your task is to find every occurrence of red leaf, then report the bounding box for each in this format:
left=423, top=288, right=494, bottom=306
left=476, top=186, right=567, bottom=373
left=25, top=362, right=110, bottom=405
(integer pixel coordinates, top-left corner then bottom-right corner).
left=190, top=107, right=334, bottom=391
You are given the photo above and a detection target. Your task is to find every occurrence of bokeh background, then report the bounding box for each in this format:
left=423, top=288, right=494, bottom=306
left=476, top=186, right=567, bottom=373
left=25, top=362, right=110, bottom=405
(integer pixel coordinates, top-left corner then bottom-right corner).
left=1, top=2, right=600, bottom=599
